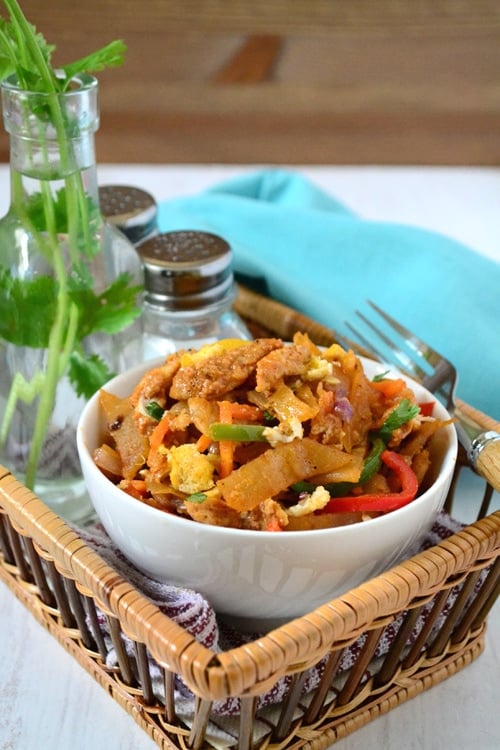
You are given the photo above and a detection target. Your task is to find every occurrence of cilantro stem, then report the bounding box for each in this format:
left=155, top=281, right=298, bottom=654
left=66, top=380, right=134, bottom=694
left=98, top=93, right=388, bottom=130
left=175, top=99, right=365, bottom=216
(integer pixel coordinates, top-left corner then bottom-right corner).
left=0, top=371, right=47, bottom=445
left=25, top=244, right=70, bottom=488
left=3, top=0, right=57, bottom=92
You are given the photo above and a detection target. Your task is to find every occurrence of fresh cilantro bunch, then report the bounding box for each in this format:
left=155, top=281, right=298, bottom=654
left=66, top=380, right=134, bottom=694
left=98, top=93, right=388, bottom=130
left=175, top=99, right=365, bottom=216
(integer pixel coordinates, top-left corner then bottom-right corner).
left=0, top=0, right=142, bottom=490
left=0, top=1, right=126, bottom=92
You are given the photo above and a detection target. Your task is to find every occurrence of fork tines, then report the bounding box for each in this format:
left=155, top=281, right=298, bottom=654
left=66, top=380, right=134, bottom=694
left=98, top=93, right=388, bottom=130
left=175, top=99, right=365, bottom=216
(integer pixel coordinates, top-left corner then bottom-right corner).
left=345, top=301, right=456, bottom=409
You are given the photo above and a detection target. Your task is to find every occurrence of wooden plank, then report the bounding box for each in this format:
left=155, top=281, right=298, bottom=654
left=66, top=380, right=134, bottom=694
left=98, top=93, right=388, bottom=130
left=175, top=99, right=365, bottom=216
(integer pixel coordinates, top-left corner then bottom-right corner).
left=0, top=1, right=499, bottom=164
left=92, top=108, right=500, bottom=165
left=8, top=0, right=500, bottom=36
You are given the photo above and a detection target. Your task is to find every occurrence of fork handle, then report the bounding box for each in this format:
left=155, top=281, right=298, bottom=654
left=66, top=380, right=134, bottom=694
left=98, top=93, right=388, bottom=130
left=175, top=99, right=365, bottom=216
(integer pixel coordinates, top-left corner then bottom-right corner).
left=468, top=433, right=500, bottom=493
left=455, top=399, right=500, bottom=492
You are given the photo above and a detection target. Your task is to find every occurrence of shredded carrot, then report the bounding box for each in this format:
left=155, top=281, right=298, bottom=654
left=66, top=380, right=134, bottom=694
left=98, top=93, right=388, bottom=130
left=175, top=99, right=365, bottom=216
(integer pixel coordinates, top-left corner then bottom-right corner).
left=149, top=412, right=170, bottom=452
left=318, top=388, right=335, bottom=415
left=218, top=400, right=235, bottom=478
left=228, top=402, right=263, bottom=422
left=121, top=479, right=148, bottom=499
left=266, top=518, right=283, bottom=532
left=196, top=433, right=212, bottom=452
left=371, top=377, right=406, bottom=399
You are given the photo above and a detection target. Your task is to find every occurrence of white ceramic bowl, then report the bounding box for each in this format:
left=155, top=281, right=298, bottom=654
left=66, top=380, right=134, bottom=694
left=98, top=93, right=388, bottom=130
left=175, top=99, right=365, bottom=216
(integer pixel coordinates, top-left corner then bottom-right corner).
left=77, top=356, right=457, bottom=631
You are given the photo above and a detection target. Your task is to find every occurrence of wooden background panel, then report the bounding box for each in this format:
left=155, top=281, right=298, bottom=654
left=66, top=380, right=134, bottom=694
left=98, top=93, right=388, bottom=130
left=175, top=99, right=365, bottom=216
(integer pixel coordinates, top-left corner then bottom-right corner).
left=0, top=0, right=499, bottom=165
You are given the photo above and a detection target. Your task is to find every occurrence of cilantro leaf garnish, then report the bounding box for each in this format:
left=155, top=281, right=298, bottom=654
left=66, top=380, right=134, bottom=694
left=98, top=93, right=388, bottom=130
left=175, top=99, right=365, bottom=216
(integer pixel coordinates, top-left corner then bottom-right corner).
left=145, top=401, right=165, bottom=421
left=359, top=399, right=420, bottom=484
left=378, top=398, right=420, bottom=443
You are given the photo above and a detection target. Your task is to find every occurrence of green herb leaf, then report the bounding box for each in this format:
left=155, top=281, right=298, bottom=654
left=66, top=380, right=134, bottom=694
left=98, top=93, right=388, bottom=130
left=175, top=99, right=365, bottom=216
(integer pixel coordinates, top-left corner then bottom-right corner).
left=145, top=401, right=165, bottom=421
left=0, top=17, right=55, bottom=88
left=23, top=188, right=68, bottom=233
left=0, top=268, right=56, bottom=347
left=68, top=351, right=114, bottom=399
left=0, top=47, right=15, bottom=80
left=372, top=370, right=390, bottom=382
left=358, top=400, right=420, bottom=485
left=20, top=190, right=100, bottom=247
left=378, top=398, right=420, bottom=443
left=61, top=40, right=127, bottom=87
left=69, top=272, right=142, bottom=337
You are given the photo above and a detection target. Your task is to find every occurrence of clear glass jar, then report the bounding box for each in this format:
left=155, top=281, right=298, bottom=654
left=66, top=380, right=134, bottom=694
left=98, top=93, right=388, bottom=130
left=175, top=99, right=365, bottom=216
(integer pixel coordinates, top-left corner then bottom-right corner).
left=0, top=74, right=143, bottom=522
left=138, top=231, right=251, bottom=360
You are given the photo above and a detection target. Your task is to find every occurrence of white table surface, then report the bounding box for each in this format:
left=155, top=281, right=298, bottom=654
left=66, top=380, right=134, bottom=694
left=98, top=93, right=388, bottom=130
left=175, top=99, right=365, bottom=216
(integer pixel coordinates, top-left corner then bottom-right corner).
left=0, top=164, right=499, bottom=750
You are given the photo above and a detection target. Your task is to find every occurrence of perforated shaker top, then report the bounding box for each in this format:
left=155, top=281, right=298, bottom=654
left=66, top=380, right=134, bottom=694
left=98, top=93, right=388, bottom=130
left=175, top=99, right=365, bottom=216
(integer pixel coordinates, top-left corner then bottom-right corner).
left=137, top=230, right=234, bottom=310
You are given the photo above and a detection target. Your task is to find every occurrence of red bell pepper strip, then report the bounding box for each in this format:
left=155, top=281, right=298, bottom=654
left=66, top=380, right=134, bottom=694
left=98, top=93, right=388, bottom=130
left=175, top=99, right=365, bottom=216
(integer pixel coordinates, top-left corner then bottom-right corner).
left=320, top=450, right=419, bottom=513
left=418, top=401, right=435, bottom=417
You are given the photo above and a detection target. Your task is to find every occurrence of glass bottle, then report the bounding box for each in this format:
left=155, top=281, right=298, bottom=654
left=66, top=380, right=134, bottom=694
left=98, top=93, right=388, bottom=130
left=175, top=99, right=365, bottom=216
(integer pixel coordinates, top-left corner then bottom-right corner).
left=137, top=230, right=252, bottom=360
left=0, top=73, right=143, bottom=523
left=99, top=184, right=158, bottom=246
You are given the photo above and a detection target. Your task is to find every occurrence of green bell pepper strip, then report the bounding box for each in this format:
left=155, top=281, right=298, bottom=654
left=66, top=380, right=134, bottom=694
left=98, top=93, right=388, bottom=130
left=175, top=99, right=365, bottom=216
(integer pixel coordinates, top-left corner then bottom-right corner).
left=208, top=423, right=268, bottom=442
left=320, top=450, right=419, bottom=513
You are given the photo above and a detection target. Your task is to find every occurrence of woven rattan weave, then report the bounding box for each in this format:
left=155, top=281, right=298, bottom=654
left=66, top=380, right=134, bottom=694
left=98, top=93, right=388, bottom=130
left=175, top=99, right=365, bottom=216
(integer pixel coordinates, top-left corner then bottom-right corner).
left=1, top=287, right=499, bottom=750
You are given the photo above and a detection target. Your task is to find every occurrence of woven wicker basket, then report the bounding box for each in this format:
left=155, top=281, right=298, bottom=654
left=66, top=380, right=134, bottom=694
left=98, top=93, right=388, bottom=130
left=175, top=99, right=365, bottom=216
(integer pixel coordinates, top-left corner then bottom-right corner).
left=1, top=287, right=499, bottom=750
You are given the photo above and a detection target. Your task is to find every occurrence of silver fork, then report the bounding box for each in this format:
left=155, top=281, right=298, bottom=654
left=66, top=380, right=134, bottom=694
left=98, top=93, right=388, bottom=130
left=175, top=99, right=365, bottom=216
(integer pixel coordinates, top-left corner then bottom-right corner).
left=343, top=301, right=500, bottom=493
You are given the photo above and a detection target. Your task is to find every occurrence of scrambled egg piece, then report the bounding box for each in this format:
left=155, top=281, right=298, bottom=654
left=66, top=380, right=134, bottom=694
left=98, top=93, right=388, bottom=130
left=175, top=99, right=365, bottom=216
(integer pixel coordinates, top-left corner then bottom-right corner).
left=323, top=343, right=347, bottom=361
left=303, top=354, right=338, bottom=383
left=286, top=486, right=331, bottom=517
left=168, top=444, right=215, bottom=494
left=263, top=417, right=304, bottom=447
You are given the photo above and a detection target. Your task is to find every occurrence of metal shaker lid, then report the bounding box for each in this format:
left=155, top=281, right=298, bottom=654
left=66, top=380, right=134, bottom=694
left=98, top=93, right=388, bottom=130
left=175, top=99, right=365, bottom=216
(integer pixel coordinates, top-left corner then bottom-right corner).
left=99, top=184, right=158, bottom=245
left=137, top=230, right=234, bottom=310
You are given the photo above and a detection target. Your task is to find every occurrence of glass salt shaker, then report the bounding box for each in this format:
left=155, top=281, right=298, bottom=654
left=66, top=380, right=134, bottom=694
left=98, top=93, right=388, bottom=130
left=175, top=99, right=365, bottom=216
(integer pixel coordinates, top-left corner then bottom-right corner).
left=137, top=230, right=252, bottom=359
left=99, top=184, right=158, bottom=246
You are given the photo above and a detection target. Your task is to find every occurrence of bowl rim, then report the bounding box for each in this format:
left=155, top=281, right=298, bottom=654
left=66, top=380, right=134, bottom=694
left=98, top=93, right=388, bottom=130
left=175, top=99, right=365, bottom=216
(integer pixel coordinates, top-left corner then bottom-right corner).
left=77, top=353, right=458, bottom=539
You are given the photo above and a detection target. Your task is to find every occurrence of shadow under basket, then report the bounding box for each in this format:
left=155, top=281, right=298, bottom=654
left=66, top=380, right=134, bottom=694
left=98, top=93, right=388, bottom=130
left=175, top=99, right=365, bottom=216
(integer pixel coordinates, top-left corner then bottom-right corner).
left=1, top=288, right=499, bottom=750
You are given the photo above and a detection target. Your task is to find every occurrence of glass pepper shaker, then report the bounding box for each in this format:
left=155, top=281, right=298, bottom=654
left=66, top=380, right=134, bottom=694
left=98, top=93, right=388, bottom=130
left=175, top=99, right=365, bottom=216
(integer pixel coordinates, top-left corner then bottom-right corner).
left=137, top=230, right=252, bottom=360
left=99, top=184, right=158, bottom=246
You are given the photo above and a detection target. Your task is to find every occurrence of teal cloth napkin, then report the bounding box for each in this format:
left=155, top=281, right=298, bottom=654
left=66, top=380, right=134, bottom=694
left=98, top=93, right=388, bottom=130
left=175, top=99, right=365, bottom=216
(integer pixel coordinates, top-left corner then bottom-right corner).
left=158, top=169, right=500, bottom=419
